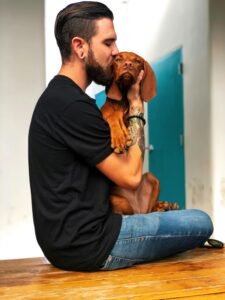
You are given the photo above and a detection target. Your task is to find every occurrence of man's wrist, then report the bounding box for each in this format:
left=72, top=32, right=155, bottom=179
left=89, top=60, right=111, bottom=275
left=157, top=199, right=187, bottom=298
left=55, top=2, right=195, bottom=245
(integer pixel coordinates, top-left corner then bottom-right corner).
left=128, top=105, right=145, bottom=126
left=129, top=105, right=144, bottom=116
left=127, top=115, right=146, bottom=126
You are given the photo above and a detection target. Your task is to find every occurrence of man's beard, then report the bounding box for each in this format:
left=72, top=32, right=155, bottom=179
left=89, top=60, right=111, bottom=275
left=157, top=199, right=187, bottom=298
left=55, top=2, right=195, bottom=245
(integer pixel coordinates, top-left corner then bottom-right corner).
left=85, top=48, right=112, bottom=86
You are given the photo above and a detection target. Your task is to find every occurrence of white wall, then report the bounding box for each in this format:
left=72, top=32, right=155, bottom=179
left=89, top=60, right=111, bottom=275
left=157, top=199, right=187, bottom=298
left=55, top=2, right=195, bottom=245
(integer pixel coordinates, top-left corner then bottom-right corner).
left=0, top=0, right=45, bottom=258
left=210, top=0, right=225, bottom=241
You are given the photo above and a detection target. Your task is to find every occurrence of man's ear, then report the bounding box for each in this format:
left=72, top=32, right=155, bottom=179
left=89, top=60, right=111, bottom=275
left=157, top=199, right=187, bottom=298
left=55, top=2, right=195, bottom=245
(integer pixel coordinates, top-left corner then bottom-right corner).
left=71, top=37, right=88, bottom=59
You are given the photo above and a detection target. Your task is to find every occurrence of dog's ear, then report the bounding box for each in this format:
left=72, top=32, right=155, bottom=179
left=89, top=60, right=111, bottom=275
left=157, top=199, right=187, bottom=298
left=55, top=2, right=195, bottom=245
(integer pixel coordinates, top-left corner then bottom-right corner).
left=106, top=80, right=122, bottom=101
left=141, top=60, right=156, bottom=102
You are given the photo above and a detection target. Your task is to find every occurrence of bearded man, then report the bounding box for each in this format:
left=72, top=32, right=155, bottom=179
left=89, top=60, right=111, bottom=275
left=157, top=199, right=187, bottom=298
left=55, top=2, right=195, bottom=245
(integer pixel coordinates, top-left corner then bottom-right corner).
left=28, top=1, right=213, bottom=272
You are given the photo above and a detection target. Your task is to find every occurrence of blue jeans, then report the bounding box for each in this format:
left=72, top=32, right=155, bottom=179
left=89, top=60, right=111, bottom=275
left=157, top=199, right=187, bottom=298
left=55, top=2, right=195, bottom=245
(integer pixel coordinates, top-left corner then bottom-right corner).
left=101, top=209, right=213, bottom=270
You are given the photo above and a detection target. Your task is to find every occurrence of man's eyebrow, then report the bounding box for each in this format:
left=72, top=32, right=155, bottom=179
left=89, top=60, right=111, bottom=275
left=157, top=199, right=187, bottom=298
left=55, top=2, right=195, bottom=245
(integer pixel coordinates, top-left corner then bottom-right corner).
left=104, top=37, right=117, bottom=43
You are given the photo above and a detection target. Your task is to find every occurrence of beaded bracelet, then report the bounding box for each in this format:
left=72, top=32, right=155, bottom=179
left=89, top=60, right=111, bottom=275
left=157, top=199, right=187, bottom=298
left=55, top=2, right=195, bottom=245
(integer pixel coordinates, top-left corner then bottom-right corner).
left=127, top=115, right=146, bottom=126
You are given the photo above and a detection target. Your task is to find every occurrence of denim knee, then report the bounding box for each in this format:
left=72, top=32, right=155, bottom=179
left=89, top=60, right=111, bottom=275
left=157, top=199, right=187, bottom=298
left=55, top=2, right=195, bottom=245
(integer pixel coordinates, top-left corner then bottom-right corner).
left=190, top=209, right=214, bottom=237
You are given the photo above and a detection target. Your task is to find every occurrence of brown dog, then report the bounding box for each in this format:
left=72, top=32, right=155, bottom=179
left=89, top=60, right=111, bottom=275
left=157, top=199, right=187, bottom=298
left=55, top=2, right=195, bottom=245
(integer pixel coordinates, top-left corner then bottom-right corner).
left=101, top=51, right=155, bottom=154
left=101, top=51, right=179, bottom=214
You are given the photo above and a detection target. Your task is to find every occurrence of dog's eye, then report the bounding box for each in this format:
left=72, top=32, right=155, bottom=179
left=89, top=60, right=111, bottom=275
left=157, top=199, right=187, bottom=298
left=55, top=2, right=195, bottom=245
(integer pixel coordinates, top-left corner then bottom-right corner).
left=115, top=57, right=122, bottom=63
left=134, top=59, right=142, bottom=64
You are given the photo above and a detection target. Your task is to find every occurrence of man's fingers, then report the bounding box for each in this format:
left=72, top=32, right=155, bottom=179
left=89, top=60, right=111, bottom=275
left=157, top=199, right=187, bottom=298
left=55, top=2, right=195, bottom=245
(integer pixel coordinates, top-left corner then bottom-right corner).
left=137, top=69, right=144, bottom=83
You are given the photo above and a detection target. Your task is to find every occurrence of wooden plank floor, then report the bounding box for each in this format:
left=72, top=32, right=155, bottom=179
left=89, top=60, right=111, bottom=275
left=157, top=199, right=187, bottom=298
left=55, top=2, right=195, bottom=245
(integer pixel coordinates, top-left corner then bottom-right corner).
left=0, top=248, right=225, bottom=299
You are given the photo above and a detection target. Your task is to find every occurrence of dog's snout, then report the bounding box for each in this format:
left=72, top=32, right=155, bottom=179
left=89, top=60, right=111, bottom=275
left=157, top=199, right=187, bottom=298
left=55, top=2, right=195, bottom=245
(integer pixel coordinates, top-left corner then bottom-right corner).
left=124, top=60, right=133, bottom=68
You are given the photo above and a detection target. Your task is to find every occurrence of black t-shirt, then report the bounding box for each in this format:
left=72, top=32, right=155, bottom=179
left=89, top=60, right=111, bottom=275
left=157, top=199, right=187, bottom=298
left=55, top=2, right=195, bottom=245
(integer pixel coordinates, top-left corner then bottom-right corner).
left=28, top=75, right=122, bottom=271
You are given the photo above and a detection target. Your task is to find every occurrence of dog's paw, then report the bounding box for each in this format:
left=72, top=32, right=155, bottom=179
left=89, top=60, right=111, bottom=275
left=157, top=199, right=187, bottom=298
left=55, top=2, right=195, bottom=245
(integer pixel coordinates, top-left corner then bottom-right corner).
left=112, top=133, right=131, bottom=153
left=152, top=201, right=179, bottom=212
left=114, top=147, right=123, bottom=154
left=126, top=137, right=132, bottom=147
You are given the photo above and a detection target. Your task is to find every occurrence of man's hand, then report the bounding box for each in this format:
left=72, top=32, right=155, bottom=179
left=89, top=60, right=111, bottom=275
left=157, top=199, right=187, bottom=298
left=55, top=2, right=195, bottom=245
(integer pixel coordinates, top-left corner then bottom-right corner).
left=127, top=70, right=144, bottom=110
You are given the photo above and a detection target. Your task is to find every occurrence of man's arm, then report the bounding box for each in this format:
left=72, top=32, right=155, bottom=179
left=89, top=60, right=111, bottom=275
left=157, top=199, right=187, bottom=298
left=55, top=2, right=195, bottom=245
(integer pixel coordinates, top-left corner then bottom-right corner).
left=96, top=71, right=145, bottom=189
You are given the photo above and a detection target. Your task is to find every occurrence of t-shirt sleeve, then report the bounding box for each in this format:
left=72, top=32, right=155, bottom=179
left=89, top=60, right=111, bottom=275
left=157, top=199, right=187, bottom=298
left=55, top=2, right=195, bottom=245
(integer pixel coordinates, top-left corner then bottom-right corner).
left=56, top=100, right=113, bottom=166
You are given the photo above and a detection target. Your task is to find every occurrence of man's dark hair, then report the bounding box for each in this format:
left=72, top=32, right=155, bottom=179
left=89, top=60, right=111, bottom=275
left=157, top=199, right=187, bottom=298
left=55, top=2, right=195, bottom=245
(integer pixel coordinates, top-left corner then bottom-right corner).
left=54, top=1, right=114, bottom=62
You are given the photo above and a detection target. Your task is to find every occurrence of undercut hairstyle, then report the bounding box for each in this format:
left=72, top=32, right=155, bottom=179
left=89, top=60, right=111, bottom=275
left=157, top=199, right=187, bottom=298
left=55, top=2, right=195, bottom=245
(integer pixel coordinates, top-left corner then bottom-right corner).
left=54, top=1, right=114, bottom=62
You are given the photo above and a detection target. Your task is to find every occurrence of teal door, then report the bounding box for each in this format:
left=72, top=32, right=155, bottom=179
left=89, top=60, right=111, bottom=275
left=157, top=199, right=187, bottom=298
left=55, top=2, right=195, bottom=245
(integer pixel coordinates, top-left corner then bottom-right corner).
left=148, top=48, right=185, bottom=208
left=95, top=90, right=106, bottom=108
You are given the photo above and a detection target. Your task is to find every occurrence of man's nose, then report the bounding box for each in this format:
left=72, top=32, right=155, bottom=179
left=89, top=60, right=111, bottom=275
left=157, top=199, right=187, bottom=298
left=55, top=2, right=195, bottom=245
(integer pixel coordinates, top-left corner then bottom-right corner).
left=112, top=44, right=119, bottom=56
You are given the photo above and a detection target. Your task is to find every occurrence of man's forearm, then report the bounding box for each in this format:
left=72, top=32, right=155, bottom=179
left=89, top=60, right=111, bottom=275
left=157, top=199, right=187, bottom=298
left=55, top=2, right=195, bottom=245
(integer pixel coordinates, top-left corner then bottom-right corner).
left=128, top=105, right=145, bottom=159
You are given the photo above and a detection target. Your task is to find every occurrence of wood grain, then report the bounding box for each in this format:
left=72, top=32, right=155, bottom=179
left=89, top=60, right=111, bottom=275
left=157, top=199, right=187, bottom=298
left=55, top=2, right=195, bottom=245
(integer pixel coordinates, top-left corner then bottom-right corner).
left=0, top=248, right=225, bottom=299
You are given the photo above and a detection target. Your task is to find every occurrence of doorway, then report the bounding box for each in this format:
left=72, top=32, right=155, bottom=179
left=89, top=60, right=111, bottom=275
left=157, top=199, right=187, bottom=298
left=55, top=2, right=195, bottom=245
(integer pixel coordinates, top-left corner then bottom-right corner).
left=148, top=48, right=186, bottom=208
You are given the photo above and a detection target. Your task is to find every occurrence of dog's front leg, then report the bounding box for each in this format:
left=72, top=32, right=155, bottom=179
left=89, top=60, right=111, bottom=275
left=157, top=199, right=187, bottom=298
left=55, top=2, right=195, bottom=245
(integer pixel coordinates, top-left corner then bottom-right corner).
left=101, top=103, right=130, bottom=153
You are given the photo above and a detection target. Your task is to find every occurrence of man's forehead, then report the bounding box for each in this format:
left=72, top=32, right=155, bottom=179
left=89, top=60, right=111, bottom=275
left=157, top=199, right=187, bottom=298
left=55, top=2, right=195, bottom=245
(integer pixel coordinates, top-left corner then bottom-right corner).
left=94, top=18, right=117, bottom=39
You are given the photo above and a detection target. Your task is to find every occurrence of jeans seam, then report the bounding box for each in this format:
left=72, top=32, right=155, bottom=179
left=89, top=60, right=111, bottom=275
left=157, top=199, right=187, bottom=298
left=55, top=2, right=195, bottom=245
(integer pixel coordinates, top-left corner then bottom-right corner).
left=117, top=234, right=209, bottom=242
left=111, top=255, right=143, bottom=263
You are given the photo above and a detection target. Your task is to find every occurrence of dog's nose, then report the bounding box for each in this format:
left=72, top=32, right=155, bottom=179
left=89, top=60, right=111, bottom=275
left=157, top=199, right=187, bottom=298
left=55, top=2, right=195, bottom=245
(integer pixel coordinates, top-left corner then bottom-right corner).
left=124, top=60, right=132, bottom=68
